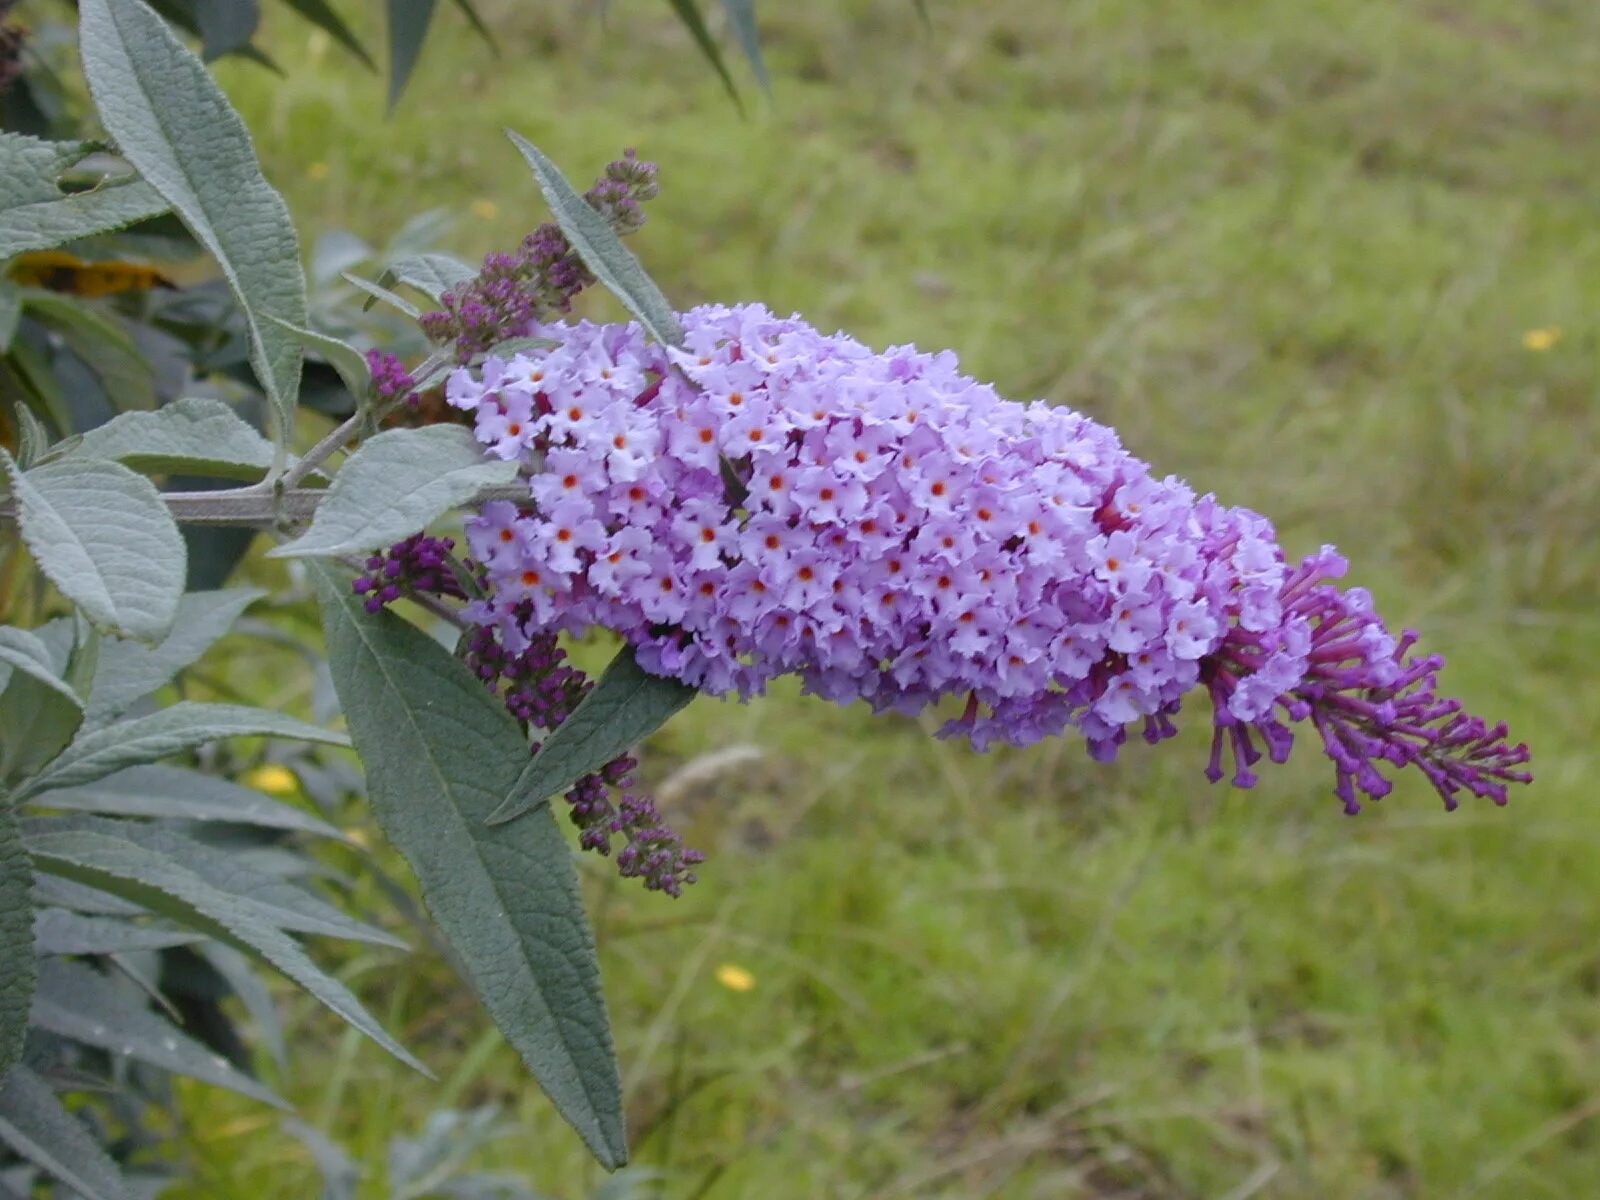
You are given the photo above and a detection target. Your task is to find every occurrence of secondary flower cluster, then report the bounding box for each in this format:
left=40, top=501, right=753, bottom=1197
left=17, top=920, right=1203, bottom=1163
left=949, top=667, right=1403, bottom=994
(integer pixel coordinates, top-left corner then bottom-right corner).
left=439, top=302, right=1529, bottom=813
left=419, top=150, right=660, bottom=361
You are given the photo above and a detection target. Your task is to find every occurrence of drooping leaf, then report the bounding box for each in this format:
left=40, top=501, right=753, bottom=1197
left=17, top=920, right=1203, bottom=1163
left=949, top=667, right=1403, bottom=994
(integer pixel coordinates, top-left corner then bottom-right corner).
left=18, top=290, right=157, bottom=414
left=663, top=0, right=741, bottom=107
left=0, top=449, right=186, bottom=641
left=0, top=132, right=169, bottom=260
left=380, top=253, right=475, bottom=303
left=718, top=0, right=770, bottom=91
left=0, top=1065, right=130, bottom=1200
left=195, top=0, right=260, bottom=60
left=196, top=942, right=285, bottom=1068
left=487, top=644, right=695, bottom=826
left=78, top=0, right=307, bottom=441
left=282, top=0, right=375, bottom=70
left=0, top=805, right=34, bottom=1078
left=32, top=907, right=203, bottom=956
left=0, top=649, right=85, bottom=783
left=342, top=270, right=423, bottom=319
left=0, top=627, right=83, bottom=709
left=506, top=133, right=685, bottom=347
left=25, top=827, right=424, bottom=1071
left=271, top=320, right=372, bottom=409
left=30, top=958, right=286, bottom=1107
left=386, top=0, right=438, bottom=111
left=269, top=425, right=518, bottom=560
left=314, top=564, right=626, bottom=1167
left=34, top=763, right=342, bottom=841
left=16, top=702, right=348, bottom=801
left=64, top=396, right=280, bottom=480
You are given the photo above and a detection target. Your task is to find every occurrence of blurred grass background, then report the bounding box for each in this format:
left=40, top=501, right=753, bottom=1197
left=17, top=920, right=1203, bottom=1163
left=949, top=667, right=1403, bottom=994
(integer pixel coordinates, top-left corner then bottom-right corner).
left=180, top=1, right=1599, bottom=1196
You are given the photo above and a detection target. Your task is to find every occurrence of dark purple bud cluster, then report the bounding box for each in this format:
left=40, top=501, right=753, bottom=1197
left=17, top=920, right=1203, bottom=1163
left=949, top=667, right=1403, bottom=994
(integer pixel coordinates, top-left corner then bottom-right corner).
left=420, top=150, right=662, bottom=362
left=351, top=534, right=466, bottom=613
left=367, top=349, right=418, bottom=410
left=354, top=558, right=703, bottom=895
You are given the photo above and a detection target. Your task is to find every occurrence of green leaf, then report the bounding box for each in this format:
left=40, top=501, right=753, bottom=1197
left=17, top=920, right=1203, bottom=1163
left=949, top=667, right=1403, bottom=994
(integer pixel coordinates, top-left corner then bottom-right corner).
left=0, top=132, right=170, bottom=260
left=0, top=449, right=186, bottom=641
left=663, top=0, right=742, bottom=108
left=269, top=425, right=518, bottom=560
left=30, top=958, right=286, bottom=1107
left=283, top=0, right=375, bottom=70
left=486, top=644, right=696, bottom=827
left=34, top=763, right=343, bottom=841
left=271, top=320, right=372, bottom=408
left=25, top=827, right=424, bottom=1071
left=0, top=282, right=19, bottom=353
left=18, top=290, right=157, bottom=414
left=33, top=907, right=203, bottom=956
left=386, top=0, right=437, bottom=111
left=0, top=1065, right=130, bottom=1200
left=0, top=658, right=85, bottom=785
left=64, top=396, right=280, bottom=481
left=195, top=0, right=260, bottom=60
left=380, top=253, right=475, bottom=303
left=719, top=0, right=770, bottom=91
left=78, top=0, right=307, bottom=442
left=0, top=805, right=34, bottom=1078
left=504, top=134, right=685, bottom=347
left=84, top=588, right=262, bottom=723
left=343, top=270, right=423, bottom=319
left=16, top=702, right=348, bottom=802
left=196, top=942, right=285, bottom=1068
left=314, top=563, right=626, bottom=1168
left=25, top=815, right=402, bottom=948
left=0, top=627, right=83, bottom=710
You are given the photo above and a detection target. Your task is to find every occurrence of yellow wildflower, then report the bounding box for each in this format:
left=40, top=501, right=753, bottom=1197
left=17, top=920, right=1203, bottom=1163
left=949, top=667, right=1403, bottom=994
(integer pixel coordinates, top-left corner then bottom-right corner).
left=307, top=161, right=330, bottom=181
left=1522, top=327, right=1562, bottom=351
left=714, top=963, right=756, bottom=993
left=470, top=199, right=499, bottom=221
left=242, top=764, right=298, bottom=796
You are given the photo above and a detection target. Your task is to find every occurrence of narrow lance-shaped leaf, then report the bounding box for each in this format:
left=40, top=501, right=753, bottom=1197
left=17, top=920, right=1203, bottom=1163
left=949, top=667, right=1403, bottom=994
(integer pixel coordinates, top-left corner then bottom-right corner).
left=25, top=827, right=425, bottom=1072
left=343, top=270, right=423, bottom=319
left=283, top=0, right=375, bottom=70
left=505, top=133, right=684, bottom=347
left=719, top=0, right=770, bottom=91
left=313, top=563, right=627, bottom=1168
left=379, top=253, right=475, bottom=303
left=0, top=132, right=169, bottom=260
left=0, top=627, right=83, bottom=709
left=63, top=396, right=281, bottom=481
left=33, top=908, right=204, bottom=956
left=487, top=644, right=696, bottom=826
left=386, top=0, right=437, bottom=111
left=30, top=958, right=286, bottom=1107
left=0, top=449, right=186, bottom=641
left=272, top=319, right=372, bottom=408
left=0, top=804, right=35, bottom=1077
left=663, top=0, right=742, bottom=108
left=0, top=1066, right=130, bottom=1200
left=270, top=425, right=518, bottom=560
left=16, top=701, right=348, bottom=801
left=78, top=0, right=307, bottom=442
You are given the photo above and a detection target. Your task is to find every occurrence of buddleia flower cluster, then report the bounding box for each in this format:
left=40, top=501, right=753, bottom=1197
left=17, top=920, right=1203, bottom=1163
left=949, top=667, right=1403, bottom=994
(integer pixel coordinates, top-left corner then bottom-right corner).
left=430, top=302, right=1528, bottom=820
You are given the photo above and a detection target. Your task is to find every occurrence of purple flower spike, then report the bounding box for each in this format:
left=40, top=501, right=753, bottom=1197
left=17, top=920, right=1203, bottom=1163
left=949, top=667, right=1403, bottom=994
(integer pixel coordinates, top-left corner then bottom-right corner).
left=434, top=302, right=1529, bottom=817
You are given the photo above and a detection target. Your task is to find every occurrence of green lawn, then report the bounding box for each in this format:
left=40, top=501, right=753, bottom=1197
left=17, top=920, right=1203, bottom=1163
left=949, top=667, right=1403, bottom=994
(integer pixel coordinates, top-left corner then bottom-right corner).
left=176, top=1, right=1600, bottom=1195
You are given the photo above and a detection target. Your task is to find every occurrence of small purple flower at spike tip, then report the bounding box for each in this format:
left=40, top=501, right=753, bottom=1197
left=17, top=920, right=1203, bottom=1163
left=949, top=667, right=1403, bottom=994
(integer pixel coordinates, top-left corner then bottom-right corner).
left=430, top=302, right=1529, bottom=816
left=351, top=534, right=466, bottom=613
left=366, top=349, right=418, bottom=409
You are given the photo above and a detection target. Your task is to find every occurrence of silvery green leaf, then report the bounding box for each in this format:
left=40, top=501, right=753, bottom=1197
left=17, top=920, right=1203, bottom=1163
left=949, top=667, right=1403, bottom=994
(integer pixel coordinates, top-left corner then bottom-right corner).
left=487, top=644, right=695, bottom=826
left=32, top=908, right=203, bottom=956
left=719, top=0, right=770, bottom=90
left=283, top=0, right=375, bottom=71
left=16, top=702, right=348, bottom=801
left=0, top=1066, right=129, bottom=1200
left=271, top=320, right=372, bottom=407
left=25, top=827, right=424, bottom=1072
left=0, top=653, right=84, bottom=785
left=20, top=291, right=157, bottom=414
left=0, top=627, right=82, bottom=709
left=386, top=0, right=437, bottom=111
left=0, top=132, right=169, bottom=260
left=35, top=763, right=342, bottom=841
left=30, top=958, right=286, bottom=1107
left=270, top=425, right=518, bottom=559
left=0, top=805, right=34, bottom=1078
left=196, top=942, right=285, bottom=1068
left=663, top=0, right=741, bottom=107
left=505, top=134, right=684, bottom=347
left=84, top=588, right=263, bottom=723
left=315, top=564, right=626, bottom=1167
left=64, top=397, right=279, bottom=480
left=281, top=1118, right=363, bottom=1200
left=381, top=253, right=475, bottom=302
left=78, top=0, right=307, bottom=441
left=0, top=449, right=186, bottom=641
